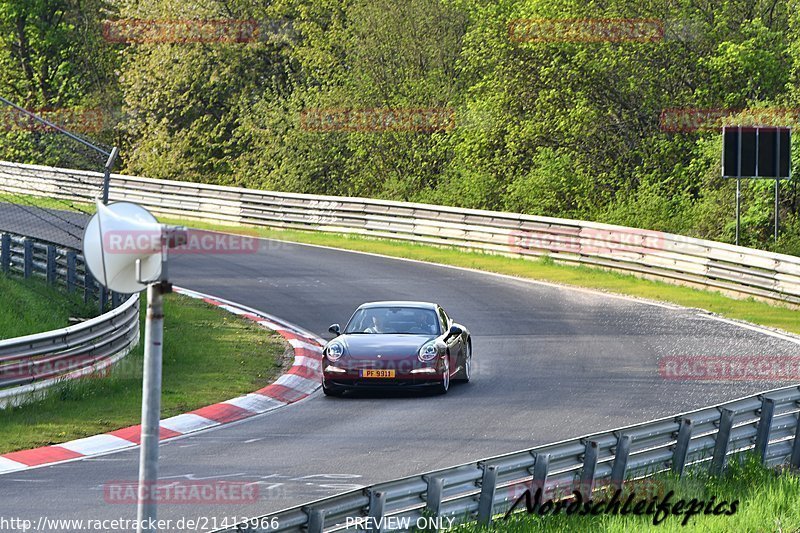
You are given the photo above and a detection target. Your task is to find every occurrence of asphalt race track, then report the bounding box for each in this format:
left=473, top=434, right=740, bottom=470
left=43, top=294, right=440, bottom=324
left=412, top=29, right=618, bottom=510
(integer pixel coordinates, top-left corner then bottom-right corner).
left=0, top=202, right=88, bottom=249
left=3, top=236, right=800, bottom=530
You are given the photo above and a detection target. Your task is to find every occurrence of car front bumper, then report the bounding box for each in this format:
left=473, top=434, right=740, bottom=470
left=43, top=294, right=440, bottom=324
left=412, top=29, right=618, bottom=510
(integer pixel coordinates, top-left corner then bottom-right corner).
left=322, top=362, right=443, bottom=389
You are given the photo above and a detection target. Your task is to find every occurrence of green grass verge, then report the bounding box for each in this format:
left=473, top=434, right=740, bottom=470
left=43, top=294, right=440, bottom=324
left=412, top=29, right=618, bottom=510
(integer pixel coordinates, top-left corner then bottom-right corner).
left=158, top=217, right=800, bottom=336
left=452, top=456, right=800, bottom=532
left=0, top=273, right=96, bottom=339
left=0, top=192, right=93, bottom=215
left=0, top=287, right=286, bottom=454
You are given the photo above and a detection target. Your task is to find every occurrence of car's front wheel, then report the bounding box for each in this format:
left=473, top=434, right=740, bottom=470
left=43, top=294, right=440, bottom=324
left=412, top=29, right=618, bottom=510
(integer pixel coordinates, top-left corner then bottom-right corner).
left=434, top=356, right=450, bottom=394
left=454, top=341, right=472, bottom=383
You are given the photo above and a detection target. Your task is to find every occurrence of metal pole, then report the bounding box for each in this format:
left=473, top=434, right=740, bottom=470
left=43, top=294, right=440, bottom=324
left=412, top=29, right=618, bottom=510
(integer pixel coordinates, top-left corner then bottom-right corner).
left=711, top=409, right=735, bottom=475
left=736, top=126, right=742, bottom=246
left=476, top=465, right=498, bottom=526
left=754, top=397, right=776, bottom=464
left=735, top=178, right=740, bottom=246
left=103, top=147, right=119, bottom=205
left=774, top=179, right=779, bottom=241
left=137, top=282, right=166, bottom=533
left=102, top=167, right=110, bottom=205
left=0, top=95, right=111, bottom=157
left=610, top=435, right=631, bottom=491
left=1, top=233, right=10, bottom=272
left=579, top=441, right=598, bottom=499
left=672, top=419, right=693, bottom=477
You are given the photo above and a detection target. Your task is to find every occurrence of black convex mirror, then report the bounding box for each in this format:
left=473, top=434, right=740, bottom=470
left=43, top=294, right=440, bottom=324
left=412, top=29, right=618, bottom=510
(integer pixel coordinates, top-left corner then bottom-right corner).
left=446, top=325, right=462, bottom=339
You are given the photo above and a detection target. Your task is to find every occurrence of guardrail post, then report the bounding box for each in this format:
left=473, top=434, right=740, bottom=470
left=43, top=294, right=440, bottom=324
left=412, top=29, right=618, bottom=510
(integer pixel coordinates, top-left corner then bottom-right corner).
left=791, top=413, right=800, bottom=469
left=367, top=490, right=386, bottom=533
left=305, top=508, right=325, bottom=533
left=99, top=286, right=107, bottom=313
left=1, top=233, right=9, bottom=272
left=84, top=271, right=95, bottom=303
left=672, top=418, right=693, bottom=477
left=66, top=251, right=77, bottom=292
left=46, top=245, right=56, bottom=285
left=476, top=464, right=498, bottom=526
left=754, top=397, right=776, bottom=464
left=23, top=238, right=33, bottom=278
left=580, top=441, right=599, bottom=499
left=425, top=476, right=444, bottom=517
left=532, top=453, right=550, bottom=494
left=610, top=434, right=632, bottom=491
left=711, top=409, right=735, bottom=475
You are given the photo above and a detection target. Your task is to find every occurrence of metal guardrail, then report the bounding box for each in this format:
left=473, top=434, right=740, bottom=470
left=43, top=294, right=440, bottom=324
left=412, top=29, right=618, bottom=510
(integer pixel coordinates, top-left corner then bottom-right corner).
left=0, top=293, right=139, bottom=407
left=214, top=386, right=800, bottom=532
left=0, top=232, right=128, bottom=310
left=1, top=160, right=799, bottom=305
left=0, top=231, right=140, bottom=407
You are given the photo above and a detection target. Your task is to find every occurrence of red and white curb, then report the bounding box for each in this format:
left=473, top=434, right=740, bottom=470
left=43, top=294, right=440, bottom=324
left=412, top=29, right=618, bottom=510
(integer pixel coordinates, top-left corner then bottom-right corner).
left=0, top=287, right=324, bottom=475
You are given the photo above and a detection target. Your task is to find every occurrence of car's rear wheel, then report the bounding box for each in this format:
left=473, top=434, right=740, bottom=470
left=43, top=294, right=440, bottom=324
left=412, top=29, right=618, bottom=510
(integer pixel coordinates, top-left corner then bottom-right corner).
left=322, top=381, right=345, bottom=397
left=434, top=356, right=450, bottom=394
left=455, top=341, right=472, bottom=383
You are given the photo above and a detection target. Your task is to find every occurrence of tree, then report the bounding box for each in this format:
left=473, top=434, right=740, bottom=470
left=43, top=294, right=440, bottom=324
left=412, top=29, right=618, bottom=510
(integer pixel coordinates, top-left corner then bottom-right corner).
left=0, top=0, right=119, bottom=168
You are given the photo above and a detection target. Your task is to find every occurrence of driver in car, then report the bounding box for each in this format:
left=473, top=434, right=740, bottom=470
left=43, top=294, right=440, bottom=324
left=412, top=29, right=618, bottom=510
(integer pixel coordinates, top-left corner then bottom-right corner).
left=418, top=312, right=438, bottom=334
left=364, top=314, right=384, bottom=333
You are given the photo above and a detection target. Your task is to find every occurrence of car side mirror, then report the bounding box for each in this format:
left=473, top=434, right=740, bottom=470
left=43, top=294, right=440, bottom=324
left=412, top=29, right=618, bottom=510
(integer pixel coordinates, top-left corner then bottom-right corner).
left=445, top=325, right=462, bottom=339
left=328, top=324, right=341, bottom=336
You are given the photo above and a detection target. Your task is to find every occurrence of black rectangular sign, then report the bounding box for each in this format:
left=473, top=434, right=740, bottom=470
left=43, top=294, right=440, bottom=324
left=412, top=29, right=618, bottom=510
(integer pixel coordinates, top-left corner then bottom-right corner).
left=722, top=126, right=791, bottom=178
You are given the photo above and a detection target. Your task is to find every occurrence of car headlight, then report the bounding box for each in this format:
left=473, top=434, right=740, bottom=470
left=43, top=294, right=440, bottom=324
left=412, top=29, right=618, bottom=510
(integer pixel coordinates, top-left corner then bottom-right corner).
left=327, top=341, right=345, bottom=362
left=418, top=340, right=440, bottom=362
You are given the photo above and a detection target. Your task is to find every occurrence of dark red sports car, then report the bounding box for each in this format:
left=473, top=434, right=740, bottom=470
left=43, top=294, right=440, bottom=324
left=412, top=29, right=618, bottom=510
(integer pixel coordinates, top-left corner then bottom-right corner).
left=321, top=301, right=472, bottom=396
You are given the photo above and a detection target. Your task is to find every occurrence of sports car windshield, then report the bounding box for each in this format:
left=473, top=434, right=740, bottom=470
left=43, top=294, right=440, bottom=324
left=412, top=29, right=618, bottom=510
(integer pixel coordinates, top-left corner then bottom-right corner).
left=344, top=307, right=441, bottom=335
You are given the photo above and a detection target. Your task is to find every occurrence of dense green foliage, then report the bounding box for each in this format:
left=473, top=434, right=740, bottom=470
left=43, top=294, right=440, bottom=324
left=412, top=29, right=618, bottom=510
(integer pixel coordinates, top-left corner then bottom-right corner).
left=1, top=0, right=799, bottom=253
left=0, top=0, right=118, bottom=168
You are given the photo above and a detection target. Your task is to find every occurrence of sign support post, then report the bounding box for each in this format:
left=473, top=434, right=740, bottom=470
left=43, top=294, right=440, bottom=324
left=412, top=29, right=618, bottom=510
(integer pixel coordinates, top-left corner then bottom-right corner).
left=775, top=179, right=779, bottom=242
left=82, top=201, right=185, bottom=533
left=137, top=279, right=170, bottom=533
left=722, top=126, right=791, bottom=245
left=735, top=178, right=740, bottom=246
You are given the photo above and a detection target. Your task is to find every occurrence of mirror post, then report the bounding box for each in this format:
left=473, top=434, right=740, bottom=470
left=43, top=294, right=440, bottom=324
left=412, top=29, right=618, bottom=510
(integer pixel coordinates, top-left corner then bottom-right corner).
left=102, top=147, right=119, bottom=205
left=137, top=280, right=171, bottom=533
left=82, top=200, right=180, bottom=533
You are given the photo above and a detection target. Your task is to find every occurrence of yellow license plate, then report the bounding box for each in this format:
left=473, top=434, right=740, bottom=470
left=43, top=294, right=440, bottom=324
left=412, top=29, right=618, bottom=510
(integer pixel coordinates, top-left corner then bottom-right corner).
left=361, top=369, right=395, bottom=378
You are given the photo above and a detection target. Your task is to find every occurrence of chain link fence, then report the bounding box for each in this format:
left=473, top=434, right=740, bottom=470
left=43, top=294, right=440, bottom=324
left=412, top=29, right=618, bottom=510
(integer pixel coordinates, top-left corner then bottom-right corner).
left=0, top=96, right=122, bottom=311
left=0, top=96, right=117, bottom=249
